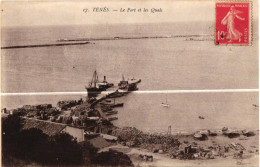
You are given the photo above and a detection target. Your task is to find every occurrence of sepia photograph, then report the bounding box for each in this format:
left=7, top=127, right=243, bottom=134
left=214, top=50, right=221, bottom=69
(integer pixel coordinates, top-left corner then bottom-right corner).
left=1, top=1, right=259, bottom=166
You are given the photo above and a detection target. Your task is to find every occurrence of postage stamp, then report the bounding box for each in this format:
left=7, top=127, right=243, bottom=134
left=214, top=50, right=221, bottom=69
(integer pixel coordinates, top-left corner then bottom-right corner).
left=215, top=2, right=251, bottom=45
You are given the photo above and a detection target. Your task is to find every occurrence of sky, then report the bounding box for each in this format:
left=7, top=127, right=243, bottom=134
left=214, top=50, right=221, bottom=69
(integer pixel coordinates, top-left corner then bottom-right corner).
left=1, top=0, right=258, bottom=27
left=1, top=1, right=217, bottom=27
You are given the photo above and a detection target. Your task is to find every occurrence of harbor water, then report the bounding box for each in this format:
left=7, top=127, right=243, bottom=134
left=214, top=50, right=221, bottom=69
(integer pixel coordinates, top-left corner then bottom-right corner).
left=1, top=23, right=258, bottom=133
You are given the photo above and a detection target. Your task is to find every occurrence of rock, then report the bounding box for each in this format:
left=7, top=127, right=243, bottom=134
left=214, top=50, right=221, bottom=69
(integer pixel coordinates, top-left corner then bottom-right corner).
left=212, top=150, right=219, bottom=156
left=222, top=127, right=228, bottom=131
left=126, top=142, right=131, bottom=147
left=153, top=148, right=159, bottom=153
left=158, top=150, right=164, bottom=154
left=227, top=132, right=240, bottom=138
left=224, top=146, right=230, bottom=152
left=239, top=137, right=249, bottom=140
left=248, top=150, right=254, bottom=153
left=243, top=131, right=255, bottom=137
left=208, top=130, right=218, bottom=136
left=222, top=127, right=232, bottom=135
left=194, top=131, right=208, bottom=140
left=206, top=152, right=214, bottom=159
left=193, top=153, right=199, bottom=158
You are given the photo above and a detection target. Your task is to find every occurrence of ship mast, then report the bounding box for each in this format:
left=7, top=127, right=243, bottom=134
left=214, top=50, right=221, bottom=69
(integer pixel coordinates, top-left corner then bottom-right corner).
left=89, top=70, right=98, bottom=88
left=96, top=74, right=98, bottom=87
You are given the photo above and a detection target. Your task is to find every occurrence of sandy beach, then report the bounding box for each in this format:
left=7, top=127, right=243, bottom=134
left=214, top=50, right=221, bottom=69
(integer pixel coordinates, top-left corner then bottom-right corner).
left=99, top=130, right=259, bottom=167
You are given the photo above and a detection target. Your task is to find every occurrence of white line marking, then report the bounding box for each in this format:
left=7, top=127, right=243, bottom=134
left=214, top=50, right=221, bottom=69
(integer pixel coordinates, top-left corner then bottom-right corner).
left=0, top=89, right=258, bottom=96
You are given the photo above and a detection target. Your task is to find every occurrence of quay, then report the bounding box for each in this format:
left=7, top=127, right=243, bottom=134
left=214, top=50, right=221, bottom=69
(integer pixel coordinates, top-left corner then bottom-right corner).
left=90, top=89, right=127, bottom=108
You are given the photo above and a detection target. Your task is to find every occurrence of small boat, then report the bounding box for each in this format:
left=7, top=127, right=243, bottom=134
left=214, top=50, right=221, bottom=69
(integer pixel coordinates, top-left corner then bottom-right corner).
left=100, top=102, right=123, bottom=108
left=161, top=103, right=170, bottom=107
left=101, top=104, right=112, bottom=110
left=107, top=98, right=124, bottom=108
left=101, top=107, right=112, bottom=112
left=111, top=103, right=124, bottom=108
left=107, top=90, right=125, bottom=98
left=161, top=95, right=170, bottom=107
left=87, top=116, right=100, bottom=121
left=252, top=104, right=259, bottom=108
left=106, top=110, right=118, bottom=116
left=130, top=77, right=141, bottom=84
left=100, top=102, right=111, bottom=105
left=108, top=116, right=118, bottom=121
left=199, top=116, right=205, bottom=119
left=107, top=110, right=118, bottom=114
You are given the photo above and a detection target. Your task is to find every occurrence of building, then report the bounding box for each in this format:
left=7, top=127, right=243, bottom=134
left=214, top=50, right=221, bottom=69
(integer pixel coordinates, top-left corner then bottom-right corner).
left=23, top=118, right=85, bottom=142
left=62, top=126, right=85, bottom=142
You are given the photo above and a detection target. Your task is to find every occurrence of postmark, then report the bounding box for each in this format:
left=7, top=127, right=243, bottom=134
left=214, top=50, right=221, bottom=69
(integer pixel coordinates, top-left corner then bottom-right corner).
left=215, top=2, right=251, bottom=45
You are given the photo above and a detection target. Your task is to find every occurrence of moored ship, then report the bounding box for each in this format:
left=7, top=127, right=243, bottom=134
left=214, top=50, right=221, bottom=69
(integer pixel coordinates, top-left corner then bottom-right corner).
left=97, top=76, right=114, bottom=90
left=118, top=75, right=141, bottom=91
left=118, top=75, right=128, bottom=89
left=86, top=71, right=114, bottom=94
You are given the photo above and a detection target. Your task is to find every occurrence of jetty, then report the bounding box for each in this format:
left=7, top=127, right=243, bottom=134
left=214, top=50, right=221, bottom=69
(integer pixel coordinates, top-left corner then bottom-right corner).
left=1, top=41, right=90, bottom=49
left=90, top=90, right=127, bottom=108
left=56, top=34, right=213, bottom=43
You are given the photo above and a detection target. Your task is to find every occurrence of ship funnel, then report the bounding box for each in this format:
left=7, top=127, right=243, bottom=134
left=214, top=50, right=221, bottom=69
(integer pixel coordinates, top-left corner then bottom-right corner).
left=104, top=76, right=106, bottom=81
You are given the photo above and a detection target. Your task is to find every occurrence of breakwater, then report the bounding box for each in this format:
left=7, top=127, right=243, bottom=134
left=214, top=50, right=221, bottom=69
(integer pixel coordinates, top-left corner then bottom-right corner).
left=56, top=35, right=213, bottom=42
left=1, top=41, right=90, bottom=49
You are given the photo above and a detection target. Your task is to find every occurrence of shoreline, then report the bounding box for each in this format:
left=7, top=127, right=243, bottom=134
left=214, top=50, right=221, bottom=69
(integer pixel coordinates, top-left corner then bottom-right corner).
left=2, top=89, right=259, bottom=166
left=2, top=89, right=258, bottom=135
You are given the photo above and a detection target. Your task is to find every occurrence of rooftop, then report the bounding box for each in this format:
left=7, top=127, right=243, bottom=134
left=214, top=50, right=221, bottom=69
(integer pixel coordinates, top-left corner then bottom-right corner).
left=22, top=118, right=66, bottom=136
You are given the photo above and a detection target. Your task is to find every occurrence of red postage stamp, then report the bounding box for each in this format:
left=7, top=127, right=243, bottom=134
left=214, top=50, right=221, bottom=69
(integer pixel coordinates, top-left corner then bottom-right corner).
left=215, top=2, right=250, bottom=45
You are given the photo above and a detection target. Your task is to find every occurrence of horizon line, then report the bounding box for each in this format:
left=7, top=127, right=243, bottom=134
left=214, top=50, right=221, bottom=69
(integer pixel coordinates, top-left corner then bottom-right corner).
left=1, top=21, right=215, bottom=28
left=1, top=89, right=258, bottom=96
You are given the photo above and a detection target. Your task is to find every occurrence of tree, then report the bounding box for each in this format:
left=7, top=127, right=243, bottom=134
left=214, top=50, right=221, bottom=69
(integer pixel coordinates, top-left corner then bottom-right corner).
left=93, top=150, right=134, bottom=167
left=2, top=114, right=23, bottom=143
left=80, top=140, right=98, bottom=164
left=2, top=114, right=24, bottom=165
left=49, top=133, right=83, bottom=165
left=16, top=128, right=48, bottom=159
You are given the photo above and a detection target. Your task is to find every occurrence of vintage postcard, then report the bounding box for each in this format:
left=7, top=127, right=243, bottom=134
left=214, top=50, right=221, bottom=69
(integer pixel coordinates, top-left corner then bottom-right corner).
left=215, top=2, right=251, bottom=45
left=1, top=0, right=259, bottom=167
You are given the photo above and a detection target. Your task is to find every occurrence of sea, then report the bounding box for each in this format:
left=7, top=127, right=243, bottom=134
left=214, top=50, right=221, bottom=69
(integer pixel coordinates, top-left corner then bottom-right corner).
left=1, top=22, right=259, bottom=133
